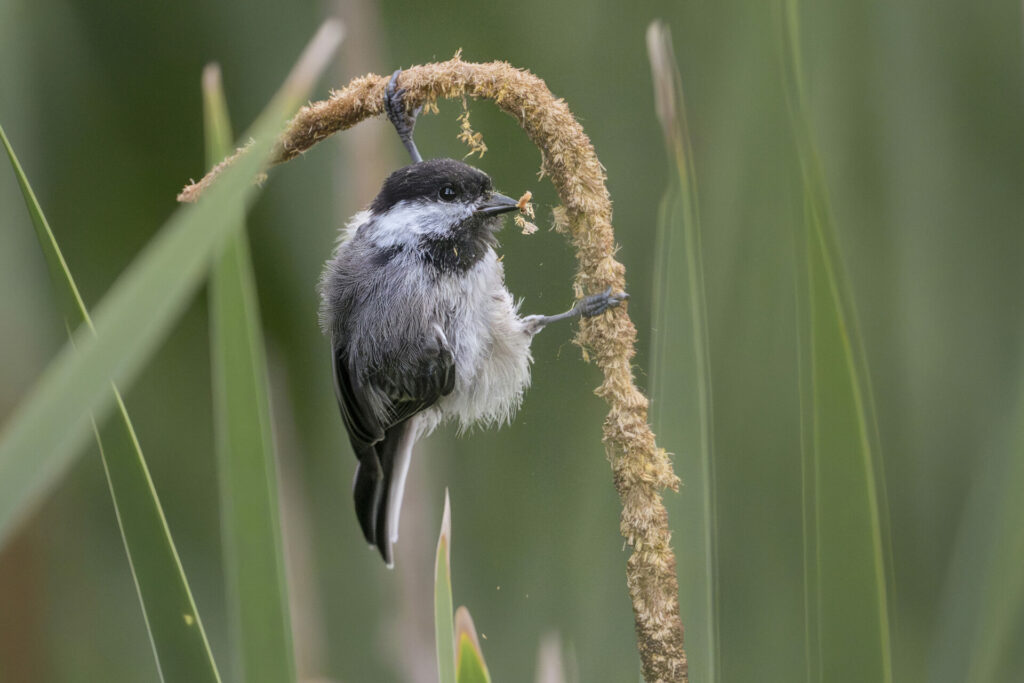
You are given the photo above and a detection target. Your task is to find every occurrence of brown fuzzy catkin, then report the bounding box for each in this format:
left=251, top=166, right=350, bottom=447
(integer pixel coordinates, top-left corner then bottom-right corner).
left=179, top=56, right=688, bottom=683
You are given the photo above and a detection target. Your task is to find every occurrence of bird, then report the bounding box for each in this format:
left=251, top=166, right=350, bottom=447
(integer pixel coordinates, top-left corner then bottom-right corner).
left=318, top=69, right=628, bottom=566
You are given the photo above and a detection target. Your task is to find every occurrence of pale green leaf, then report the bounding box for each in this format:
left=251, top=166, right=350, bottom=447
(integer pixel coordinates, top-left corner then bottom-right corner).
left=646, top=19, right=719, bottom=683
left=780, top=3, right=895, bottom=682
left=435, top=490, right=456, bottom=683
left=204, top=64, right=295, bottom=683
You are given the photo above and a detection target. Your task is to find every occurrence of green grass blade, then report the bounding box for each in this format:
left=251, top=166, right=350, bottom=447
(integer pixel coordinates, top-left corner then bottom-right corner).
left=1, top=124, right=223, bottom=683
left=780, top=3, right=894, bottom=683
left=436, top=491, right=457, bottom=683
left=204, top=64, right=295, bottom=683
left=646, top=20, right=719, bottom=683
left=454, top=607, right=493, bottom=683
left=0, top=127, right=91, bottom=332
left=0, top=20, right=343, bottom=548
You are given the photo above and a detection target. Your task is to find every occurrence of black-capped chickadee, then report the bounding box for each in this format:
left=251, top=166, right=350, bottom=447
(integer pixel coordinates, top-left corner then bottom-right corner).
left=319, top=70, right=627, bottom=566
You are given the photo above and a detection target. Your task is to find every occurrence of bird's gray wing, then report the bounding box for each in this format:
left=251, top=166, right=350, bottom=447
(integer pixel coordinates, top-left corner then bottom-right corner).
left=331, top=346, right=382, bottom=452
left=332, top=336, right=456, bottom=564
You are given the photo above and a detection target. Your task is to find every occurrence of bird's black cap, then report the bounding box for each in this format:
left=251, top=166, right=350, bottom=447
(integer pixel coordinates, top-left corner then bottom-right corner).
left=370, top=158, right=493, bottom=213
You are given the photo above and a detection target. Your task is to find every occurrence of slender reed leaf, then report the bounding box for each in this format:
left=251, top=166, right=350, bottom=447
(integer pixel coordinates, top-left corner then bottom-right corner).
left=646, top=20, right=719, bottom=683
left=0, top=20, right=344, bottom=547
left=204, top=65, right=296, bottom=683
left=436, top=491, right=456, bottom=683
left=779, top=3, right=894, bottom=682
left=454, top=606, right=493, bottom=683
left=1, top=124, right=222, bottom=683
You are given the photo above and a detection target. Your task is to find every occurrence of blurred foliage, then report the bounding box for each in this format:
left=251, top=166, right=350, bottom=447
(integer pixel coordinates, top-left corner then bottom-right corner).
left=2, top=1, right=1023, bottom=682
left=204, top=66, right=295, bottom=683
left=781, top=2, right=895, bottom=680
left=1, top=123, right=222, bottom=683
left=646, top=19, right=719, bottom=683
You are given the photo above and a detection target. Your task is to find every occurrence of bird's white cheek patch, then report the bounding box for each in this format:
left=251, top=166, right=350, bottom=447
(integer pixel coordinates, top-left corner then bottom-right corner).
left=368, top=200, right=472, bottom=248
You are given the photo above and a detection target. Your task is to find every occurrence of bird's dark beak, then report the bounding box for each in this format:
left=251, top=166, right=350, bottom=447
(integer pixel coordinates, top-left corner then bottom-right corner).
left=475, top=192, right=520, bottom=217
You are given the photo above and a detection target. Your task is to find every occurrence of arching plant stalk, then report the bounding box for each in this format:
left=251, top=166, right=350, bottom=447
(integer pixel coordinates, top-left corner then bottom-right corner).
left=180, top=54, right=688, bottom=683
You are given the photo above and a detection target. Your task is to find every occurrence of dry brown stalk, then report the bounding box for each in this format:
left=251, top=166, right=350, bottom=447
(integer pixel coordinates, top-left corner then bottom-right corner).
left=179, top=55, right=688, bottom=683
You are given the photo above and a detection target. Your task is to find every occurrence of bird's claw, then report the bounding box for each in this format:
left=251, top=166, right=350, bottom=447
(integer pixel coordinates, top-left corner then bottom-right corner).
left=579, top=286, right=629, bottom=318
left=386, top=69, right=423, bottom=162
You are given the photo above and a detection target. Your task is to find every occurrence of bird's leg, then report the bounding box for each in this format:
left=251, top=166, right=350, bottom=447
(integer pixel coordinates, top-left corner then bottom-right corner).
left=523, top=287, right=629, bottom=336
left=385, top=69, right=423, bottom=164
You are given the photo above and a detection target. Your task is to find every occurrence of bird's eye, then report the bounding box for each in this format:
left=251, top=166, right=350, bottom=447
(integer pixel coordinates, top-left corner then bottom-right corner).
left=438, top=184, right=457, bottom=201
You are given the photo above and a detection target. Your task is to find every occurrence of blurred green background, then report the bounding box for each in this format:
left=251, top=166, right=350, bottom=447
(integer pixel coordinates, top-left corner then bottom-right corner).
left=1, top=1, right=1022, bottom=682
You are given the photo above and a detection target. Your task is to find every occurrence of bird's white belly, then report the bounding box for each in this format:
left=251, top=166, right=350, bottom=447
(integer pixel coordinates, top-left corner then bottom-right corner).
left=424, top=252, right=533, bottom=434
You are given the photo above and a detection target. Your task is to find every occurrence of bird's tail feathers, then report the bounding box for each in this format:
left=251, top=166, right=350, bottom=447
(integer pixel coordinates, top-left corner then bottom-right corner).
left=352, top=418, right=419, bottom=567
left=352, top=450, right=383, bottom=547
